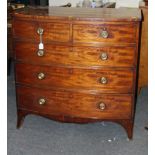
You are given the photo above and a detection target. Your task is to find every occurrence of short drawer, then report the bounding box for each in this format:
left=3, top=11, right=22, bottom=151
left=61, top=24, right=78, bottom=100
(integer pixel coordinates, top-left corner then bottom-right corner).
left=13, top=20, right=70, bottom=42
left=73, top=24, right=137, bottom=44
left=17, top=86, right=132, bottom=119
left=14, top=42, right=136, bottom=67
left=15, top=63, right=134, bottom=93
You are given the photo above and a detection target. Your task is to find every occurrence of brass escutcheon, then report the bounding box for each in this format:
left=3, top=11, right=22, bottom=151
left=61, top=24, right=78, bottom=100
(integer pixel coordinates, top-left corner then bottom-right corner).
left=99, top=102, right=106, bottom=110
left=37, top=27, right=44, bottom=35
left=38, top=98, right=46, bottom=105
left=100, top=77, right=107, bottom=84
left=37, top=49, right=44, bottom=57
left=100, top=52, right=108, bottom=60
left=100, top=30, right=109, bottom=38
left=38, top=72, right=45, bottom=80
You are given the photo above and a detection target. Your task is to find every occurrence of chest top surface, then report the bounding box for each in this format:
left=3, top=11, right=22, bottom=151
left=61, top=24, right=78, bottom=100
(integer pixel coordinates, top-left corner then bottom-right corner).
left=13, top=6, right=141, bottom=22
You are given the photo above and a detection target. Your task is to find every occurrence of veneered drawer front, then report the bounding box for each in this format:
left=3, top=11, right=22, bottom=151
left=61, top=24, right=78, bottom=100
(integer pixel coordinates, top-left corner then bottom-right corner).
left=15, top=63, right=134, bottom=93
left=17, top=86, right=132, bottom=119
left=13, top=20, right=70, bottom=42
left=15, top=42, right=136, bottom=67
left=73, top=24, right=137, bottom=43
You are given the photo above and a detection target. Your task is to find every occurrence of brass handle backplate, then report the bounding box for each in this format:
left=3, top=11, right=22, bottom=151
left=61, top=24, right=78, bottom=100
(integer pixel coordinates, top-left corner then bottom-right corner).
left=37, top=27, right=44, bottom=35
left=38, top=72, right=45, bottom=80
left=99, top=102, right=106, bottom=110
left=100, top=30, right=109, bottom=38
left=100, top=52, right=108, bottom=60
left=37, top=49, right=44, bottom=57
left=38, top=98, right=46, bottom=105
left=100, top=77, right=107, bottom=84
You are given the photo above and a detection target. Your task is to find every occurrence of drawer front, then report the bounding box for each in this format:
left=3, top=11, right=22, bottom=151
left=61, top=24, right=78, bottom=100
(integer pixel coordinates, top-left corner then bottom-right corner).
left=73, top=24, right=137, bottom=43
left=17, top=86, right=132, bottom=119
left=15, top=42, right=136, bottom=67
left=13, top=20, right=70, bottom=42
left=15, top=63, right=134, bottom=93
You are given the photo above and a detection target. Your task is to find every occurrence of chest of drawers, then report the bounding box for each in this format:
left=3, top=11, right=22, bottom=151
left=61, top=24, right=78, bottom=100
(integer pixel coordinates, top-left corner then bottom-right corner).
left=12, top=7, right=141, bottom=139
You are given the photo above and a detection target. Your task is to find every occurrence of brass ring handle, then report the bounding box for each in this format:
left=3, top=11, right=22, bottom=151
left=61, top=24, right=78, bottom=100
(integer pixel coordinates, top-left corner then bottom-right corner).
left=38, top=98, right=46, bottom=105
left=100, top=52, right=108, bottom=60
left=37, top=27, right=44, bottom=35
left=37, top=49, right=44, bottom=57
left=100, top=77, right=107, bottom=84
left=38, top=72, right=45, bottom=80
left=100, top=30, right=109, bottom=38
left=99, top=102, right=106, bottom=110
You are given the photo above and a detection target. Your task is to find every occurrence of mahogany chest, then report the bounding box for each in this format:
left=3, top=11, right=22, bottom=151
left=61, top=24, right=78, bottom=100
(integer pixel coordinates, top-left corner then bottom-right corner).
left=12, top=7, right=141, bottom=139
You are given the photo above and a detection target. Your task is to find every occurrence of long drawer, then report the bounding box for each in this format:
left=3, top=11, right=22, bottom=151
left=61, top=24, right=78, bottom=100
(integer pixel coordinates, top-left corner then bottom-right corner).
left=15, top=42, right=136, bottom=67
left=73, top=23, right=137, bottom=44
left=15, top=63, right=134, bottom=93
left=17, top=86, right=132, bottom=119
left=13, top=20, right=70, bottom=42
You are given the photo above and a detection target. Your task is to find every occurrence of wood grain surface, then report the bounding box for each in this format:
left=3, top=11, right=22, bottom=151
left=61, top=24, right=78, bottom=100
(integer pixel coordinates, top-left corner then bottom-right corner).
left=73, top=23, right=137, bottom=43
left=17, top=86, right=132, bottom=119
left=13, top=20, right=70, bottom=42
left=13, top=7, right=141, bottom=22
left=15, top=63, right=134, bottom=93
left=14, top=42, right=136, bottom=67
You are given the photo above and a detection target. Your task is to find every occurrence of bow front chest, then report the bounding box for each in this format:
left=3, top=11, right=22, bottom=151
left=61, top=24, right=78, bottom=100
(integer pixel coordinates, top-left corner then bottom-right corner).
left=12, top=7, right=141, bottom=139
